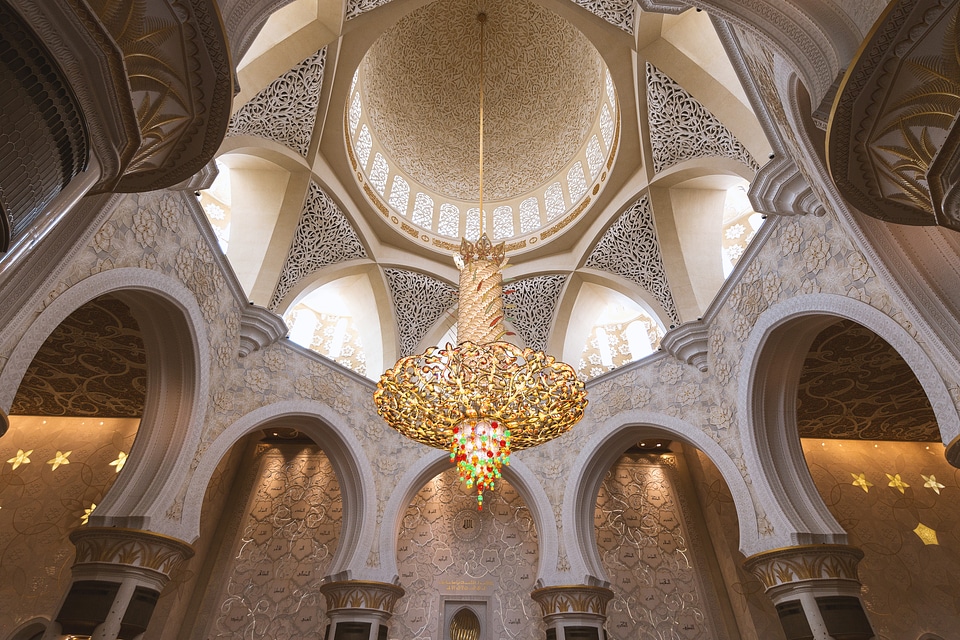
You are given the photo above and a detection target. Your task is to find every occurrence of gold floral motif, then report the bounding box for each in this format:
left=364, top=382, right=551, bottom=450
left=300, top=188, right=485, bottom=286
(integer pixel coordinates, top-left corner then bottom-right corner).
left=318, top=580, right=405, bottom=613
left=743, top=545, right=864, bottom=591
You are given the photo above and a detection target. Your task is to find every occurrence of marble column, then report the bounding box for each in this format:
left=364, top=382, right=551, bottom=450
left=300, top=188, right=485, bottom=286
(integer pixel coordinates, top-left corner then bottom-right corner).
left=530, top=584, right=615, bottom=640
left=318, top=579, right=405, bottom=640
left=743, top=544, right=875, bottom=640
left=41, top=527, right=193, bottom=640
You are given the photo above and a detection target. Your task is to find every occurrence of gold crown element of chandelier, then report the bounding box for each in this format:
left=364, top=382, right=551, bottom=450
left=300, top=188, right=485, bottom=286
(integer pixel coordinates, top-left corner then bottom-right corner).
left=373, top=10, right=587, bottom=509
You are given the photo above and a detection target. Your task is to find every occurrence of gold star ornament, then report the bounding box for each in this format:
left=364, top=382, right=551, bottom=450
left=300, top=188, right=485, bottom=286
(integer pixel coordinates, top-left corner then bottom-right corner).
left=47, top=450, right=72, bottom=471
left=922, top=474, right=945, bottom=495
left=913, top=523, right=939, bottom=546
left=850, top=472, right=873, bottom=493
left=886, top=473, right=909, bottom=494
left=7, top=449, right=33, bottom=470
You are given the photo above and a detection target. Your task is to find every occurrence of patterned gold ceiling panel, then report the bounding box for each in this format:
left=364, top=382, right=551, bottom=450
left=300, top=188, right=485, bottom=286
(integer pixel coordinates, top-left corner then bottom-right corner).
left=360, top=0, right=603, bottom=201
left=796, top=319, right=939, bottom=441
left=10, top=295, right=147, bottom=417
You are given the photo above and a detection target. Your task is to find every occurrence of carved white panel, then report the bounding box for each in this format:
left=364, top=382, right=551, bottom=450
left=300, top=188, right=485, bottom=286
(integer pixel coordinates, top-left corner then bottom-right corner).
left=412, top=192, right=435, bottom=229
left=384, top=269, right=457, bottom=357
left=438, top=203, right=460, bottom=238
left=567, top=161, right=588, bottom=203
left=571, top=0, right=635, bottom=34
left=349, top=91, right=362, bottom=135
left=545, top=182, right=565, bottom=221
left=465, top=208, right=481, bottom=242
left=493, top=206, right=514, bottom=240
left=519, top=197, right=540, bottom=234
left=356, top=124, right=372, bottom=170
left=585, top=194, right=681, bottom=325
left=600, top=103, right=615, bottom=150
left=370, top=153, right=389, bottom=195
left=269, top=182, right=367, bottom=311
left=504, top=274, right=567, bottom=352
left=388, top=175, right=410, bottom=214
left=646, top=63, right=759, bottom=174
left=346, top=0, right=391, bottom=20
left=227, top=49, right=326, bottom=157
left=587, top=136, right=604, bottom=179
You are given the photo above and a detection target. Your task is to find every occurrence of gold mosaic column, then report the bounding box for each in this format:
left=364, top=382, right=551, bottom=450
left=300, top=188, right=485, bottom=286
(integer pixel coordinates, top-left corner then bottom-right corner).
left=743, top=544, right=875, bottom=640
left=318, top=579, right=405, bottom=640
left=41, top=528, right=193, bottom=640
left=530, top=584, right=615, bottom=640
left=456, top=235, right=506, bottom=344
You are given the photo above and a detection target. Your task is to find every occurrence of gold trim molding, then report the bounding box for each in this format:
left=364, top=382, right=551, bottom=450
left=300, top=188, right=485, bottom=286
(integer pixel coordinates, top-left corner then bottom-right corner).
left=318, top=580, right=406, bottom=614
left=69, top=527, right=195, bottom=578
left=743, top=544, right=864, bottom=591
left=530, top=585, right=615, bottom=617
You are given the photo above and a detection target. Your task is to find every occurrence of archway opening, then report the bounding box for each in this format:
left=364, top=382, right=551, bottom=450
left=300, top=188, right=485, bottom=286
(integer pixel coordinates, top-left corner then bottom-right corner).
left=0, top=294, right=145, bottom=633
left=591, top=438, right=769, bottom=638
left=148, top=427, right=345, bottom=638
left=795, top=319, right=960, bottom=638
left=392, top=468, right=541, bottom=639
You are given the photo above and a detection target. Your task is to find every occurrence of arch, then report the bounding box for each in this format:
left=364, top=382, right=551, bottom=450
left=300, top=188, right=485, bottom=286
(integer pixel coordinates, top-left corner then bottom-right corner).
left=6, top=618, right=49, bottom=640
left=280, top=261, right=395, bottom=374
left=564, top=409, right=762, bottom=581
left=0, top=268, right=209, bottom=532
left=552, top=271, right=669, bottom=359
left=378, top=449, right=558, bottom=584
left=673, top=0, right=862, bottom=109
left=179, top=400, right=376, bottom=579
left=739, top=294, right=960, bottom=553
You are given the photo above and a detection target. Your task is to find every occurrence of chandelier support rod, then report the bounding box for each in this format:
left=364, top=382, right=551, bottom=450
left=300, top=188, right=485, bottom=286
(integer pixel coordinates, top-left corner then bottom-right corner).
left=478, top=11, right=486, bottom=238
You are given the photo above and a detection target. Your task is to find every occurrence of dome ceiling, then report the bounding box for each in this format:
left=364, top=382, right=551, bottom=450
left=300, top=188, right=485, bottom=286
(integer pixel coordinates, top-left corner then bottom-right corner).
left=360, top=0, right=604, bottom=201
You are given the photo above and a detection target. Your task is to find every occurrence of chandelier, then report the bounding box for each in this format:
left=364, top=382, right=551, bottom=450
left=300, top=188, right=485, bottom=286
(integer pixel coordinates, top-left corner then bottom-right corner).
left=373, top=11, right=587, bottom=509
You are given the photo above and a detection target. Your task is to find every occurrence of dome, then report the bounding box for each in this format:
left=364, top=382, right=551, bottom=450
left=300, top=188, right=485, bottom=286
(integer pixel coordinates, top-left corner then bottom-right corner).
left=348, top=0, right=617, bottom=249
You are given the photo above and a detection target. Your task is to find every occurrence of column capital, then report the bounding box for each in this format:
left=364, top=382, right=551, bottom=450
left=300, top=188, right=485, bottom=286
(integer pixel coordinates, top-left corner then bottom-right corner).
left=530, top=584, right=615, bottom=618
left=69, top=527, right=194, bottom=584
left=318, top=580, right=405, bottom=615
left=743, top=544, right=864, bottom=592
